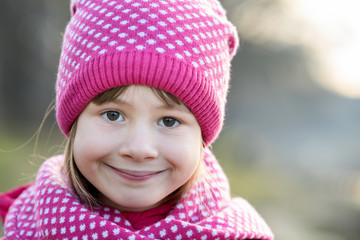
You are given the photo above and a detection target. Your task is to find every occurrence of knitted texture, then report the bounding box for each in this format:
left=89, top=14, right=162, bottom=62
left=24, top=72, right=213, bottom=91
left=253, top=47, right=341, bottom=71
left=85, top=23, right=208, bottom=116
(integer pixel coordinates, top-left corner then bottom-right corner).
left=56, top=0, right=239, bottom=145
left=3, top=149, right=274, bottom=239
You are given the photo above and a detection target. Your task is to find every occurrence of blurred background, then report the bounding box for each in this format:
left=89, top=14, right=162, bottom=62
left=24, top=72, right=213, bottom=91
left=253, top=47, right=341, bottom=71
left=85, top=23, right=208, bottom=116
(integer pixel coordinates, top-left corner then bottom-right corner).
left=1, top=0, right=360, bottom=239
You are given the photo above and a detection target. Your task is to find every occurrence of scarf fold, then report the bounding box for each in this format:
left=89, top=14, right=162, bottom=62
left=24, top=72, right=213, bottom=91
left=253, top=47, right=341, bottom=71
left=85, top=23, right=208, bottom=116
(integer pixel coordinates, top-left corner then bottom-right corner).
left=0, top=183, right=32, bottom=223
left=3, top=149, right=273, bottom=239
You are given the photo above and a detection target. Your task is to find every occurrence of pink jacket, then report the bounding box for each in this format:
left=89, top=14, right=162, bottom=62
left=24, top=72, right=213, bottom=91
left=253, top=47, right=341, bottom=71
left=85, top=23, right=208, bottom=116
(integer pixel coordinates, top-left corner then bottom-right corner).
left=1, top=149, right=273, bottom=239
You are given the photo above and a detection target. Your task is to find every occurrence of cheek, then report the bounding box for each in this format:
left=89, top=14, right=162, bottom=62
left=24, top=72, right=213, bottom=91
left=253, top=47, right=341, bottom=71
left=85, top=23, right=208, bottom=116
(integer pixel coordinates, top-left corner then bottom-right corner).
left=183, top=129, right=202, bottom=167
left=164, top=136, right=202, bottom=176
left=73, top=124, right=111, bottom=165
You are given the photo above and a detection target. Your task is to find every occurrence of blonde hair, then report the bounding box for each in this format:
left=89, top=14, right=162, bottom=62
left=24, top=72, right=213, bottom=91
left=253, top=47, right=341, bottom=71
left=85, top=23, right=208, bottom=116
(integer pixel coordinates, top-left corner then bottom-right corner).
left=63, top=86, right=205, bottom=209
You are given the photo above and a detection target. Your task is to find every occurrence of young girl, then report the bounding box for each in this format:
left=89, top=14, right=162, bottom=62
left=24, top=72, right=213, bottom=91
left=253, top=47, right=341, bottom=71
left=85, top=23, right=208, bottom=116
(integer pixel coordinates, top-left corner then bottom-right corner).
left=1, top=0, right=274, bottom=239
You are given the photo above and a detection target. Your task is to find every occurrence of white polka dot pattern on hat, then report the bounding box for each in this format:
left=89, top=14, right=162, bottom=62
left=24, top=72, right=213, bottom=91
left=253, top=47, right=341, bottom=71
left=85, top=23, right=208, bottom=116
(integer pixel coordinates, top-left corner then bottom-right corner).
left=4, top=149, right=273, bottom=239
left=55, top=0, right=239, bottom=145
left=57, top=0, right=233, bottom=95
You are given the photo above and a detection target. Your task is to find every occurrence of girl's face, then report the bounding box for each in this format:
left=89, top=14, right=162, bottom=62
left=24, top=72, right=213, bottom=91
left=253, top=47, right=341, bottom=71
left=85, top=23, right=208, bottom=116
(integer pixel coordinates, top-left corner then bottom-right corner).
left=73, top=85, right=202, bottom=212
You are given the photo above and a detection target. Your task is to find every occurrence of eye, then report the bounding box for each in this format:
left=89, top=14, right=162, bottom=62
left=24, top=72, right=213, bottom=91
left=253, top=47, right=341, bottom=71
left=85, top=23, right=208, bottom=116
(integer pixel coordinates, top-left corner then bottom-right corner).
left=102, top=111, right=124, bottom=122
left=158, top=117, right=180, bottom=128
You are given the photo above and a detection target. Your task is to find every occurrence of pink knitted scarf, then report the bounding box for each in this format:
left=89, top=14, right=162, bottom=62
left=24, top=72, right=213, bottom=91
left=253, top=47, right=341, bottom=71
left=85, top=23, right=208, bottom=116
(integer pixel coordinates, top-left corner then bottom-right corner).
left=3, top=149, right=273, bottom=239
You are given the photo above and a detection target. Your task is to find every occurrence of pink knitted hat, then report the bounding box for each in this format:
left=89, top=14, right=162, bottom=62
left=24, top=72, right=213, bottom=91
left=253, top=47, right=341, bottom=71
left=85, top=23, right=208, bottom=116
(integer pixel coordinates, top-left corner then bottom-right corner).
left=56, top=0, right=239, bottom=145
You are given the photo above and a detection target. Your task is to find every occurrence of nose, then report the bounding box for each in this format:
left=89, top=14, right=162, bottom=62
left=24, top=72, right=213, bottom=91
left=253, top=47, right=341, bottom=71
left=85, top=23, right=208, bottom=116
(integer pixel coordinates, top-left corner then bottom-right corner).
left=118, top=123, right=158, bottom=161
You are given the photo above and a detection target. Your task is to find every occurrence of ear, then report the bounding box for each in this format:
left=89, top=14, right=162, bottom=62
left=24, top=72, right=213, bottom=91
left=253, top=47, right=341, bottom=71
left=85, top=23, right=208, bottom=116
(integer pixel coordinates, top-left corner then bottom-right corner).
left=70, top=0, right=77, bottom=16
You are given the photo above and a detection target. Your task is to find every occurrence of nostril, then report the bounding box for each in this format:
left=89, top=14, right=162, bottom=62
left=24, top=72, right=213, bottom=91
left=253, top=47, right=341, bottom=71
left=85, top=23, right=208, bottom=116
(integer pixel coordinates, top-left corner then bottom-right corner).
left=118, top=142, right=158, bottom=161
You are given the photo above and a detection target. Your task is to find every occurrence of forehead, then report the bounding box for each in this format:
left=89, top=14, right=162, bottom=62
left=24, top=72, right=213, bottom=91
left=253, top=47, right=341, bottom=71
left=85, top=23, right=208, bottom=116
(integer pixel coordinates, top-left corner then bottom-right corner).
left=118, top=86, right=191, bottom=113
left=93, top=85, right=184, bottom=108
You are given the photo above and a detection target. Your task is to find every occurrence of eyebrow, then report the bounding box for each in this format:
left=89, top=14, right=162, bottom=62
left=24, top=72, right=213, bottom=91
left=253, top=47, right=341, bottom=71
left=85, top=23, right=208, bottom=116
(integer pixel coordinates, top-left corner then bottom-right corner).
left=108, top=98, right=130, bottom=106
left=107, top=97, right=191, bottom=113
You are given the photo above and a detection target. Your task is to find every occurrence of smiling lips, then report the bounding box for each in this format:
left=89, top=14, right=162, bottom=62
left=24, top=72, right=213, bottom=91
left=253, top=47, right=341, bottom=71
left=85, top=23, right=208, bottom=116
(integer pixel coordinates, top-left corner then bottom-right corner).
left=109, top=166, right=164, bottom=181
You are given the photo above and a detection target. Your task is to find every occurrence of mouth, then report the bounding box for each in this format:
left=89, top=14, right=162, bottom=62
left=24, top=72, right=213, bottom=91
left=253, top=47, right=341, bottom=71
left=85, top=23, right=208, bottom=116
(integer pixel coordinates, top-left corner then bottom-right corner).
left=108, top=166, right=164, bottom=181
